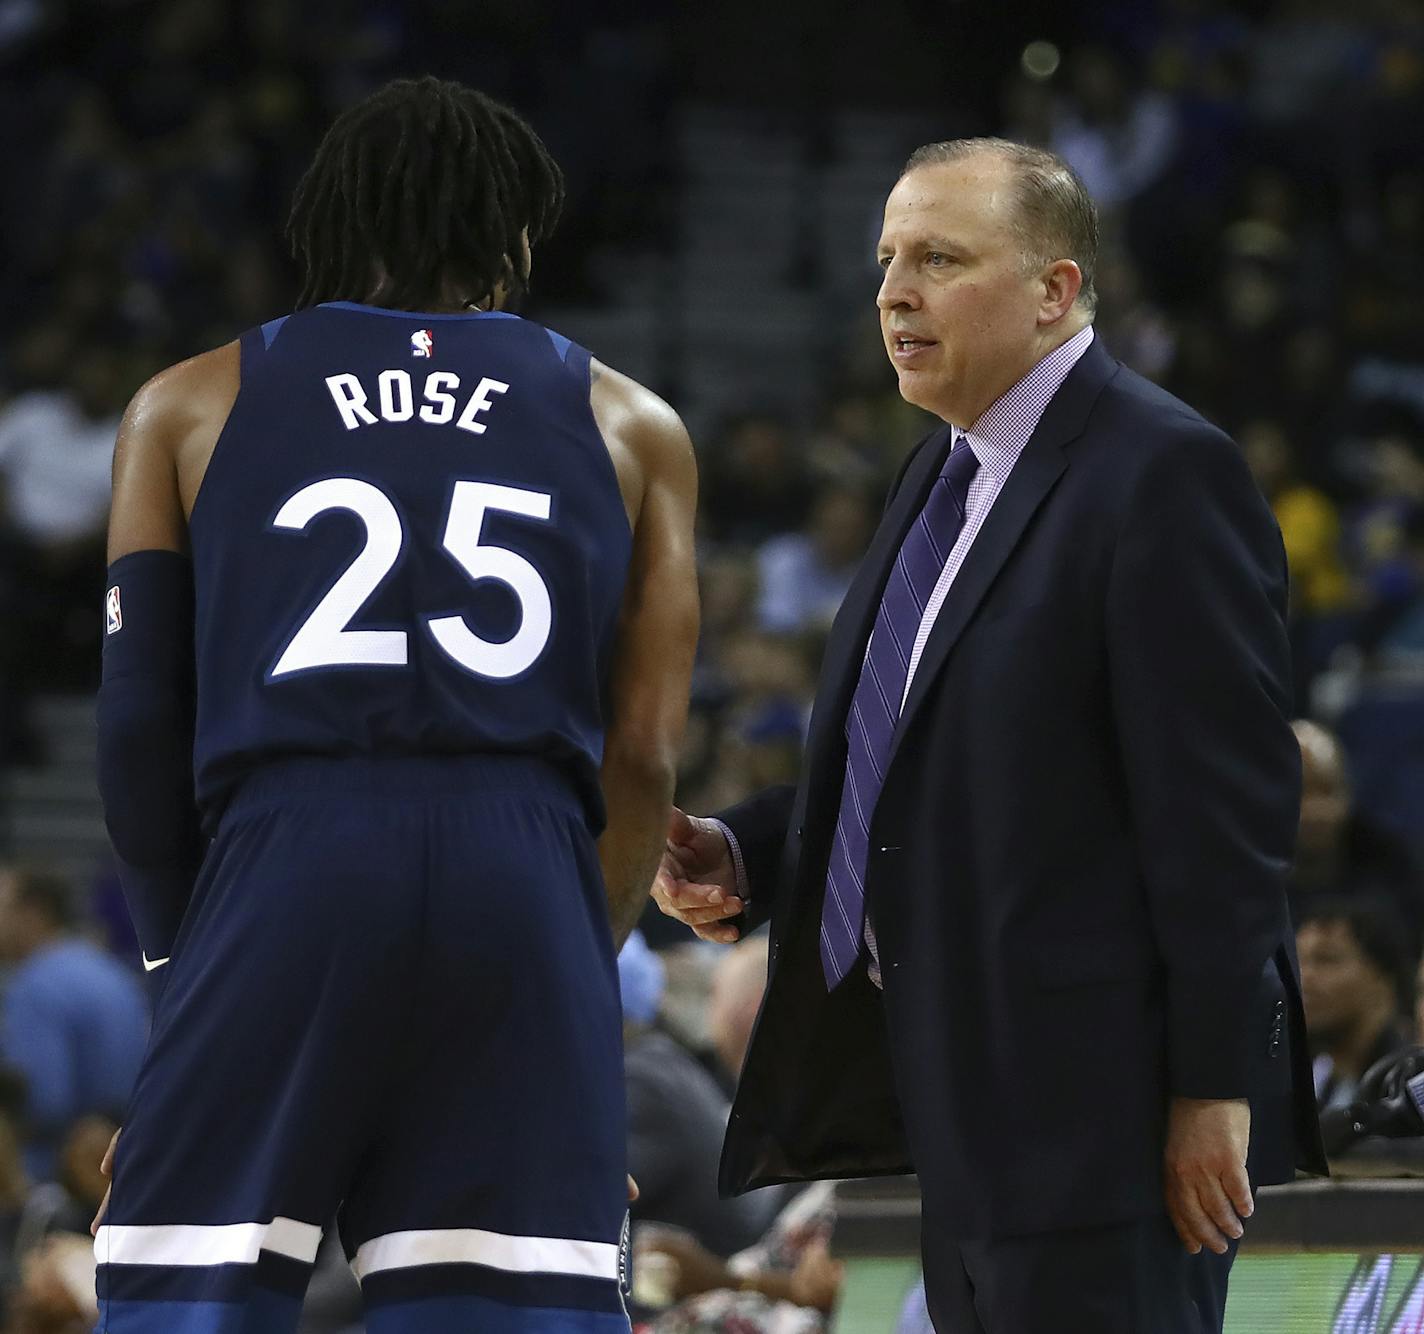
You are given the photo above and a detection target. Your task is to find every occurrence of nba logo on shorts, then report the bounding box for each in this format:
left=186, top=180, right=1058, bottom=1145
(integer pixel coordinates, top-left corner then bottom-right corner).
left=105, top=586, right=122, bottom=635
left=411, top=329, right=434, bottom=358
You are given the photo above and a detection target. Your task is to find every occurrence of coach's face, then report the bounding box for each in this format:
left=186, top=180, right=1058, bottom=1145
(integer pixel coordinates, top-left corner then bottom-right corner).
left=876, top=154, right=1080, bottom=428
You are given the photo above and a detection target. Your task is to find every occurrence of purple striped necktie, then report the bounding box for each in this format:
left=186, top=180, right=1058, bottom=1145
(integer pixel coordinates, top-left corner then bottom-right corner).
left=820, top=437, right=981, bottom=989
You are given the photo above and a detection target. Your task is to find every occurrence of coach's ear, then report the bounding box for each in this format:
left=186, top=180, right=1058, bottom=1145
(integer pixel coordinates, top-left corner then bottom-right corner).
left=1036, top=258, right=1083, bottom=327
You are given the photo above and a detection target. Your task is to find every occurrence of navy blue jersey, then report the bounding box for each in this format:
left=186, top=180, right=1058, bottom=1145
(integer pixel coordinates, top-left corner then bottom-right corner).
left=189, top=303, right=632, bottom=832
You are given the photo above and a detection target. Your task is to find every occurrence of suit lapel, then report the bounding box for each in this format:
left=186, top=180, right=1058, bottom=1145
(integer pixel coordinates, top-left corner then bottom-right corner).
left=889, top=340, right=1119, bottom=758
left=798, top=424, right=953, bottom=818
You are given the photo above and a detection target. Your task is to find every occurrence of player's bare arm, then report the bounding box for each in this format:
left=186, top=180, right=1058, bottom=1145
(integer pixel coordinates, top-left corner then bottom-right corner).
left=590, top=359, right=699, bottom=948
left=108, top=341, right=239, bottom=559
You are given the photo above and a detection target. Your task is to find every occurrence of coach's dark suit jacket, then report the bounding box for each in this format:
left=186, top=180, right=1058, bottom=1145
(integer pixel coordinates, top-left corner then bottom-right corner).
left=717, top=338, right=1326, bottom=1240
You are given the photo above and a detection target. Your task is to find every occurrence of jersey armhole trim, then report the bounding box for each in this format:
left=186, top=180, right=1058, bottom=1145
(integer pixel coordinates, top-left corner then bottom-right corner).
left=545, top=327, right=573, bottom=363
left=567, top=341, right=636, bottom=546
left=187, top=333, right=256, bottom=535
left=260, top=315, right=290, bottom=350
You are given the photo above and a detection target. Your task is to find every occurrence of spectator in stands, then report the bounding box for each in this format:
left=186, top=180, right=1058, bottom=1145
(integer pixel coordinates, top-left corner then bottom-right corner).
left=1214, top=228, right=1297, bottom=423
left=684, top=635, right=811, bottom=814
left=1416, top=951, right=1424, bottom=1045
left=1372, top=508, right=1424, bottom=661
left=805, top=390, right=927, bottom=491
left=15, top=1115, right=117, bottom=1255
left=756, top=482, right=874, bottom=634
left=636, top=937, right=840, bottom=1331
left=1247, top=0, right=1372, bottom=136
left=1050, top=45, right=1179, bottom=214
left=0, top=346, right=125, bottom=690
left=3, top=1232, right=98, bottom=1333
left=0, top=867, right=148, bottom=1181
left=0, top=1070, right=30, bottom=1327
left=0, top=513, right=35, bottom=766
left=691, top=552, right=759, bottom=705
left=1347, top=424, right=1424, bottom=654
left=1245, top=423, right=1352, bottom=698
left=620, top=933, right=783, bottom=1257
left=716, top=633, right=814, bottom=725
left=1298, top=898, right=1415, bottom=1118
left=636, top=1182, right=842, bottom=1332
left=1273, top=324, right=1347, bottom=466
left=1091, top=253, right=1176, bottom=383
left=698, top=413, right=811, bottom=547
left=1244, top=423, right=1350, bottom=622
left=1291, top=720, right=1423, bottom=939
left=706, top=934, right=770, bottom=1097
left=0, top=345, right=120, bottom=553
left=702, top=709, right=804, bottom=813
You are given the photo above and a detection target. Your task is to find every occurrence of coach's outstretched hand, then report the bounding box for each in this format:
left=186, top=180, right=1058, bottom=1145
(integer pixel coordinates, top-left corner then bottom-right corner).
left=1163, top=1097, right=1252, bottom=1255
left=651, top=808, right=743, bottom=944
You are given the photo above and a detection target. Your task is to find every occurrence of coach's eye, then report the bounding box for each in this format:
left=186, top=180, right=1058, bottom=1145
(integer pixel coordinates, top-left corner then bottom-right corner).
left=876, top=255, right=892, bottom=270
left=927, top=252, right=948, bottom=266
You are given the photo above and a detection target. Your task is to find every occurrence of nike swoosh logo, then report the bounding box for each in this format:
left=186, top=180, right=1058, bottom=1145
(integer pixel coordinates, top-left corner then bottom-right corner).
left=141, top=953, right=170, bottom=972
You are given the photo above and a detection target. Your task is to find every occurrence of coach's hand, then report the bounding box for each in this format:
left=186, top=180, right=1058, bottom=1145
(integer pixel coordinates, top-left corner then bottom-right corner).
left=1164, top=1097, right=1252, bottom=1255
left=91, top=1128, right=120, bottom=1237
left=651, top=808, right=743, bottom=944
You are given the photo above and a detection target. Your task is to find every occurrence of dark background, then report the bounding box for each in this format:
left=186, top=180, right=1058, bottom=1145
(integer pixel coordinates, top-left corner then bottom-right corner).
left=1, top=1, right=1424, bottom=1325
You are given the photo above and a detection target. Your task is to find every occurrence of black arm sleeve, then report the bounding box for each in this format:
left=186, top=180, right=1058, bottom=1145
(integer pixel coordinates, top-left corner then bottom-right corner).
left=96, top=550, right=204, bottom=963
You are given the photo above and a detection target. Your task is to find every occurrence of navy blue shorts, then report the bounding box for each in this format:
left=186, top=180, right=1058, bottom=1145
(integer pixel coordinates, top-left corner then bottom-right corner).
left=95, top=755, right=629, bottom=1334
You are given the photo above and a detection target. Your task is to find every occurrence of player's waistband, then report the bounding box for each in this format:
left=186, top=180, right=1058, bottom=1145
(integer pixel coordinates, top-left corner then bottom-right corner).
left=224, top=753, right=584, bottom=821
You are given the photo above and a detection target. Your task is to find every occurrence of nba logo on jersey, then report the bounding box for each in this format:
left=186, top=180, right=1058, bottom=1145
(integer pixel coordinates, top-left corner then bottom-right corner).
left=105, top=585, right=123, bottom=635
left=411, top=329, right=434, bottom=358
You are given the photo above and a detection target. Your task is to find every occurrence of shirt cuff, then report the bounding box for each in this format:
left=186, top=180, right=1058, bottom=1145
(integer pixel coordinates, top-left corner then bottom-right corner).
left=708, top=818, right=751, bottom=904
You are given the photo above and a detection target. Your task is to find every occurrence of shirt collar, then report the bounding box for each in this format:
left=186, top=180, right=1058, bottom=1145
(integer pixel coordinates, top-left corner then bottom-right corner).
left=952, top=325, right=1096, bottom=481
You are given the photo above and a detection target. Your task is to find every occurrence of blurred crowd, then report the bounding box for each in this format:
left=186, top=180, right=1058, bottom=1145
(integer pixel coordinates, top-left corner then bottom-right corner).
left=3, top=0, right=1424, bottom=1329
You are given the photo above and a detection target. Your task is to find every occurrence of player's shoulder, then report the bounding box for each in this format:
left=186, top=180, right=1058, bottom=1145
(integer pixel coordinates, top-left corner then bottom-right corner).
left=589, top=358, right=694, bottom=471
left=123, top=341, right=241, bottom=440
left=590, top=359, right=686, bottom=437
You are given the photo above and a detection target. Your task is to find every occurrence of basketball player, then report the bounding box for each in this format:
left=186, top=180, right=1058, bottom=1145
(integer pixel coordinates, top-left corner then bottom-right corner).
left=91, top=77, right=698, bottom=1333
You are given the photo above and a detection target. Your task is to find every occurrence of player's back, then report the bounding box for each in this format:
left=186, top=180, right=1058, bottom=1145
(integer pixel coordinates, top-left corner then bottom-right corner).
left=189, top=302, right=631, bottom=831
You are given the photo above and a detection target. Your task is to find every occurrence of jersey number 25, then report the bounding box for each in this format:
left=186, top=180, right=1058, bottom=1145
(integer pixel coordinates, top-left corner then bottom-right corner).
left=269, top=477, right=553, bottom=681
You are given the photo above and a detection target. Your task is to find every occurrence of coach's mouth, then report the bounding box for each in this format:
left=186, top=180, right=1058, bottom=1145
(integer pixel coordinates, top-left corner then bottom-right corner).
left=891, top=335, right=937, bottom=365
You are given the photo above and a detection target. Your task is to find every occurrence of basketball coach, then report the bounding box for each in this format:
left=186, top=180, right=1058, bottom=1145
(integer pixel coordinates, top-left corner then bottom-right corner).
left=653, top=138, right=1325, bottom=1332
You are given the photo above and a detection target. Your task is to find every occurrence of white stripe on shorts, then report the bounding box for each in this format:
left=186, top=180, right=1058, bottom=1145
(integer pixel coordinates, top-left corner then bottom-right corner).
left=351, top=1227, right=618, bottom=1282
left=94, top=1217, right=322, bottom=1268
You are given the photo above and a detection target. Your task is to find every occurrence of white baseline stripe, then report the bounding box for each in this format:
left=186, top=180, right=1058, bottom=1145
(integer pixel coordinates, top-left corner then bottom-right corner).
left=95, top=1217, right=322, bottom=1268
left=352, top=1228, right=618, bottom=1282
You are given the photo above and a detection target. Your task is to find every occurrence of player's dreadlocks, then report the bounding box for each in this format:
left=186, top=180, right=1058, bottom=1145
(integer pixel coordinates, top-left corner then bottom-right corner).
left=287, top=76, right=565, bottom=311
